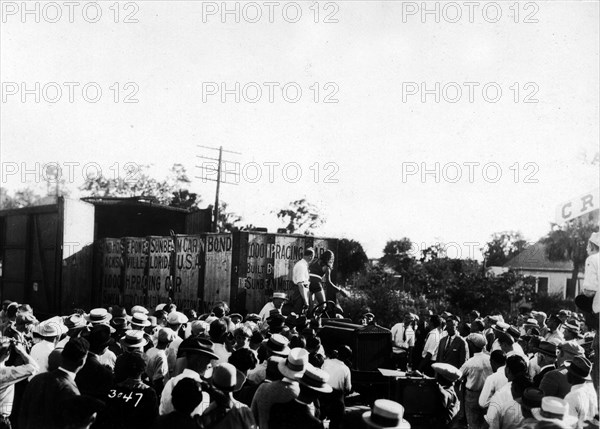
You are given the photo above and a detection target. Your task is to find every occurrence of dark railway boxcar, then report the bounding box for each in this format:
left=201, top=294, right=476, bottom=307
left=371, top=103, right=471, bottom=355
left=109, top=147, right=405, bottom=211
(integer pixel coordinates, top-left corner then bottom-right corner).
left=0, top=197, right=212, bottom=318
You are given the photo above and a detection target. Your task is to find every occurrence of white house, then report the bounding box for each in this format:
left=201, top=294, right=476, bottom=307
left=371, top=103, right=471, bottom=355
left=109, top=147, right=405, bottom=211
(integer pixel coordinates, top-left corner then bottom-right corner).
left=500, top=242, right=584, bottom=298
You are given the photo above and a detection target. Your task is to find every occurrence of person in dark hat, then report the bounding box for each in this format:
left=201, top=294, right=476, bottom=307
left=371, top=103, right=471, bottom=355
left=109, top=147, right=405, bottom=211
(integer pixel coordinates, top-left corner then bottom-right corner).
left=20, top=338, right=90, bottom=429
left=75, top=324, right=114, bottom=400
left=539, top=340, right=585, bottom=398
left=94, top=352, right=158, bottom=429
left=159, top=337, right=218, bottom=417
left=247, top=334, right=290, bottom=385
left=563, top=356, right=598, bottom=425
left=269, top=365, right=332, bottom=429
left=532, top=341, right=558, bottom=388
left=230, top=348, right=260, bottom=406
left=518, top=387, right=545, bottom=428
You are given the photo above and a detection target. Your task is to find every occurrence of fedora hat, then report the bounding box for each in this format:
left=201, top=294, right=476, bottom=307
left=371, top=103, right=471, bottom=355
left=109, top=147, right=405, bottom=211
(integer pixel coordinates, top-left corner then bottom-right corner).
left=120, top=330, right=148, bottom=349
left=111, top=306, right=129, bottom=319
left=88, top=324, right=112, bottom=349
left=85, top=308, right=112, bottom=324
left=534, top=341, right=557, bottom=357
left=210, top=363, right=246, bottom=392
left=64, top=314, right=87, bottom=330
left=521, top=387, right=544, bottom=410
left=558, top=340, right=585, bottom=357
left=566, top=355, right=592, bottom=380
left=266, top=309, right=282, bottom=321
left=298, top=366, right=333, bottom=393
left=363, top=399, right=411, bottom=429
left=130, top=313, right=151, bottom=328
left=523, top=318, right=539, bottom=327
left=177, top=337, right=219, bottom=360
left=36, top=319, right=68, bottom=338
left=278, top=347, right=309, bottom=379
left=531, top=396, right=578, bottom=426
left=265, top=334, right=290, bottom=357
left=432, top=363, right=462, bottom=383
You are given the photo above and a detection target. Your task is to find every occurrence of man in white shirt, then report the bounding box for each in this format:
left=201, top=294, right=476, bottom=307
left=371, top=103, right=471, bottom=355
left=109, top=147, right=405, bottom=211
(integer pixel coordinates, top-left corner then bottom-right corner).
left=418, top=314, right=443, bottom=376
left=564, top=356, right=598, bottom=427
left=485, top=355, right=528, bottom=429
left=580, top=232, right=599, bottom=313
left=391, top=313, right=416, bottom=370
left=30, top=321, right=66, bottom=376
left=322, top=352, right=352, bottom=429
left=0, top=339, right=39, bottom=424
left=258, top=292, right=288, bottom=322
left=460, top=333, right=492, bottom=429
left=291, top=248, right=315, bottom=314
left=479, top=350, right=508, bottom=409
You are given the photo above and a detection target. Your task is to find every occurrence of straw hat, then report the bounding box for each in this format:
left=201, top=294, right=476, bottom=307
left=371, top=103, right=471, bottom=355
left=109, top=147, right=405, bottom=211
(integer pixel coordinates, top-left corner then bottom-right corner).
left=531, top=396, right=578, bottom=426
left=362, top=399, right=411, bottom=428
left=298, top=366, right=333, bottom=393
left=278, top=348, right=309, bottom=379
left=85, top=308, right=112, bottom=324
left=210, top=363, right=246, bottom=392
left=130, top=313, right=151, bottom=328
left=120, top=330, right=148, bottom=349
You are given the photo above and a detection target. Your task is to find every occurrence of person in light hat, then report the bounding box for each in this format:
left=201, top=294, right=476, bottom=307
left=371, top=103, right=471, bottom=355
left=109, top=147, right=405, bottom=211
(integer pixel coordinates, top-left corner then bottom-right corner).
left=85, top=308, right=113, bottom=326
left=74, top=324, right=114, bottom=400
left=199, top=363, right=256, bottom=429
left=57, top=313, right=88, bottom=348
left=130, top=305, right=149, bottom=316
left=120, top=330, right=148, bottom=353
left=258, top=292, right=288, bottom=322
left=564, top=355, right=598, bottom=426
left=270, top=365, right=333, bottom=429
left=562, top=321, right=583, bottom=341
left=30, top=318, right=69, bottom=374
left=251, top=348, right=309, bottom=429
left=531, top=396, right=578, bottom=427
left=577, top=231, right=599, bottom=316
left=363, top=399, right=411, bottom=428
left=165, top=311, right=188, bottom=378
left=432, top=363, right=461, bottom=427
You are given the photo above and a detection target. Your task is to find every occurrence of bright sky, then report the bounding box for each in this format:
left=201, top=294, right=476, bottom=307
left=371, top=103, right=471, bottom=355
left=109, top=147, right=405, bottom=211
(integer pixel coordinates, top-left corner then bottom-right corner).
left=1, top=1, right=599, bottom=259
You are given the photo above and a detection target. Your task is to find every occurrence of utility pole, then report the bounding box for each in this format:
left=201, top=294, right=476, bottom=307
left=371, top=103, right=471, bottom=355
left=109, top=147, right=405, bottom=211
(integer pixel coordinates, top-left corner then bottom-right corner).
left=196, top=145, right=241, bottom=232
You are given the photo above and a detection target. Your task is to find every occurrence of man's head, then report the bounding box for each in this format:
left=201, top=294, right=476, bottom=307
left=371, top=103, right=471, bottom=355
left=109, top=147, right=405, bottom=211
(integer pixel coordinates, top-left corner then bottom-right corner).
left=116, top=351, right=146, bottom=380
left=88, top=324, right=111, bottom=355
left=272, top=292, right=287, bottom=309
left=587, top=232, right=600, bottom=255
left=61, top=338, right=90, bottom=373
left=535, top=341, right=557, bottom=368
left=172, top=377, right=203, bottom=415
left=209, top=319, right=228, bottom=343
left=179, top=337, right=219, bottom=375
left=303, top=248, right=315, bottom=263
left=546, top=315, right=561, bottom=332
left=445, top=319, right=457, bottom=336
left=504, top=355, right=527, bottom=382
left=430, top=315, right=442, bottom=329
left=566, top=355, right=592, bottom=386
left=556, top=340, right=584, bottom=366
left=490, top=350, right=507, bottom=372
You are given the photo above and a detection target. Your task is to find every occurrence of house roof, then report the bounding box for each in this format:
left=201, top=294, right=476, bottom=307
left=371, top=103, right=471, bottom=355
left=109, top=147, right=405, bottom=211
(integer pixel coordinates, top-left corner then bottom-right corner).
left=502, top=242, right=574, bottom=271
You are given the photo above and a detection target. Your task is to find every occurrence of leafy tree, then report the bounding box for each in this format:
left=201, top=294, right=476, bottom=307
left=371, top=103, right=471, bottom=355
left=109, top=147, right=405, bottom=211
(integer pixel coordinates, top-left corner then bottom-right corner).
left=380, top=238, right=415, bottom=273
left=0, top=187, right=45, bottom=209
left=482, top=231, right=528, bottom=267
left=336, top=239, right=369, bottom=284
left=542, top=214, right=599, bottom=285
left=276, top=199, right=325, bottom=235
left=80, top=163, right=202, bottom=209
left=216, top=201, right=243, bottom=232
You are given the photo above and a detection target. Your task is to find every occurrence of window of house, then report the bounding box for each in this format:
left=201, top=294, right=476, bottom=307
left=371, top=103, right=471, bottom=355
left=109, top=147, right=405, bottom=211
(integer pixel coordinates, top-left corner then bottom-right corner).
left=537, top=277, right=548, bottom=295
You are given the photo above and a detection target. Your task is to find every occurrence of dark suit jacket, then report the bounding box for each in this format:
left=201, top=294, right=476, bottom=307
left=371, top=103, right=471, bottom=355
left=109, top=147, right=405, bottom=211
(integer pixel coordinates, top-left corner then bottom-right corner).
left=539, top=365, right=571, bottom=398
left=75, top=353, right=114, bottom=399
left=436, top=335, right=468, bottom=369
left=533, top=365, right=555, bottom=388
left=270, top=399, right=324, bottom=429
left=19, top=368, right=80, bottom=429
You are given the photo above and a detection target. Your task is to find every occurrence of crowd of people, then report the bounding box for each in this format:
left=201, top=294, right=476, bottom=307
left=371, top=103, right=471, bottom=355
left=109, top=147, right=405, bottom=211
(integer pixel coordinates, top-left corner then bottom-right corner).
left=390, top=306, right=598, bottom=429
left=0, top=233, right=598, bottom=429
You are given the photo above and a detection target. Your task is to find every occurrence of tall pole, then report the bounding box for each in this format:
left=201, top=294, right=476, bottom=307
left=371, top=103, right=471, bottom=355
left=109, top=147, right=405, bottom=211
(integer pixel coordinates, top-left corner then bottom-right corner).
left=213, top=146, right=223, bottom=232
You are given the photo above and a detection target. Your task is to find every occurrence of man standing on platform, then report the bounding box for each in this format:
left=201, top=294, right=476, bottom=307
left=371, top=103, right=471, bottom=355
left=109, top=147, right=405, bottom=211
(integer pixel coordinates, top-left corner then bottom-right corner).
left=292, top=248, right=315, bottom=315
